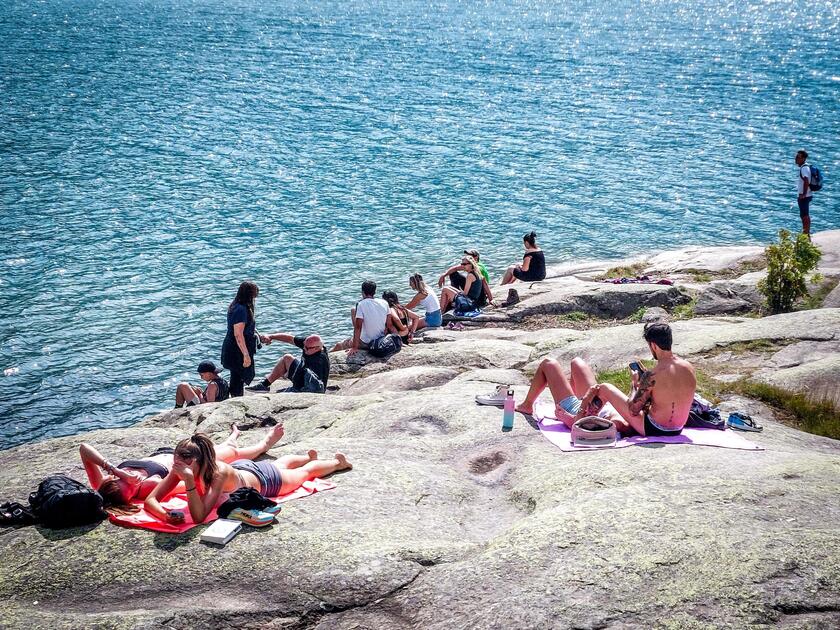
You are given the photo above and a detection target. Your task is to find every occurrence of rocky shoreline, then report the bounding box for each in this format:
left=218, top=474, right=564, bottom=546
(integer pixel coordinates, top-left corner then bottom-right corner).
left=1, top=232, right=839, bottom=629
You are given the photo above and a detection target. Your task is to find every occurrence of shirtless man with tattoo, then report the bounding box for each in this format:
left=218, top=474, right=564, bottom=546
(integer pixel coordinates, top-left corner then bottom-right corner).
left=575, top=322, right=696, bottom=436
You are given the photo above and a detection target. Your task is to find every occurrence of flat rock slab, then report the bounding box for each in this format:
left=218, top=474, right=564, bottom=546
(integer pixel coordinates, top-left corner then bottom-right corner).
left=755, top=355, right=840, bottom=407
left=337, top=366, right=459, bottom=395
left=531, top=308, right=840, bottom=371
left=1, top=382, right=839, bottom=629
left=645, top=244, right=765, bottom=273
left=331, top=339, right=534, bottom=377
left=500, top=279, right=692, bottom=320
left=695, top=271, right=766, bottom=315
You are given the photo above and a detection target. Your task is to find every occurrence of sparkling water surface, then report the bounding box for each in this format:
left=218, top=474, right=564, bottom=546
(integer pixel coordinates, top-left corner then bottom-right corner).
left=1, top=0, right=838, bottom=449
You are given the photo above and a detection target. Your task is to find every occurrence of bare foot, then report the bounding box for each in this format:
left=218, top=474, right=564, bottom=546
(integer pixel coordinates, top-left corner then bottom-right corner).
left=229, top=423, right=241, bottom=441
left=334, top=453, right=352, bottom=471
left=264, top=423, right=285, bottom=449
left=307, top=449, right=318, bottom=461
left=515, top=402, right=534, bottom=415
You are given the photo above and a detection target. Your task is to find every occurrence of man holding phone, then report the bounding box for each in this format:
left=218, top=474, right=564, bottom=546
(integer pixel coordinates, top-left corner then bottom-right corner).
left=577, top=322, right=696, bottom=436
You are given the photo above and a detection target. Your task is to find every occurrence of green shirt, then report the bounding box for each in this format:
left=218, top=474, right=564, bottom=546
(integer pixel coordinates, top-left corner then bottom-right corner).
left=477, top=261, right=490, bottom=283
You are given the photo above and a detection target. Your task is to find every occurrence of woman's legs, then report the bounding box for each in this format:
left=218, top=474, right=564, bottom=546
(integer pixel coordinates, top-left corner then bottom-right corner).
left=569, top=357, right=598, bottom=398
left=229, top=367, right=245, bottom=397
left=175, top=383, right=203, bottom=407
left=274, top=449, right=318, bottom=469
left=440, top=286, right=459, bottom=313
left=215, top=424, right=286, bottom=462
left=277, top=453, right=352, bottom=495
left=501, top=265, right=517, bottom=285
left=515, top=358, right=576, bottom=414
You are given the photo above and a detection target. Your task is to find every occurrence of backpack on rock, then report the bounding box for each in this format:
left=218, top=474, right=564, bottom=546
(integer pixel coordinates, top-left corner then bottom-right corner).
left=28, top=475, right=107, bottom=528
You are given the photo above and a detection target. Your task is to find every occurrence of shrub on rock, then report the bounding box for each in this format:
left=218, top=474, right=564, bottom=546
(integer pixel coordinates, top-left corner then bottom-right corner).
left=758, top=229, right=822, bottom=313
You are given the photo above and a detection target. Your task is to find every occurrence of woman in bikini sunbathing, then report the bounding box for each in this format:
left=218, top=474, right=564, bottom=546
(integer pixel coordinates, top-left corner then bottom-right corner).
left=80, top=424, right=285, bottom=513
left=144, top=432, right=352, bottom=525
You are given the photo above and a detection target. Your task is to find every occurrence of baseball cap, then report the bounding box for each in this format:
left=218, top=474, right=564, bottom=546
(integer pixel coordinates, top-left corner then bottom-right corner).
left=197, top=361, right=221, bottom=374
left=463, top=249, right=480, bottom=260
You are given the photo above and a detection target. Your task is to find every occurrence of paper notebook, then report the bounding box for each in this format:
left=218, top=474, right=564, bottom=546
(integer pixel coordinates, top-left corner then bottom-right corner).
left=200, top=518, right=242, bottom=545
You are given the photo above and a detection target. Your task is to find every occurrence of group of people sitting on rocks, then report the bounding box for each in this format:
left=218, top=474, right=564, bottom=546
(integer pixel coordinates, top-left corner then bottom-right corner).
left=79, top=424, right=352, bottom=525
left=176, top=233, right=546, bottom=402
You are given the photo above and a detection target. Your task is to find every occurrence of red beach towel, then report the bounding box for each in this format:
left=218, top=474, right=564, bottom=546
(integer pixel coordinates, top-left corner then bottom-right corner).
left=109, top=478, right=336, bottom=533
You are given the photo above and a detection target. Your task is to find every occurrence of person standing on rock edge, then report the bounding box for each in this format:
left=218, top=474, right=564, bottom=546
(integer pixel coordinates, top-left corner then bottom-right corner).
left=795, top=149, right=814, bottom=237
left=221, top=281, right=270, bottom=397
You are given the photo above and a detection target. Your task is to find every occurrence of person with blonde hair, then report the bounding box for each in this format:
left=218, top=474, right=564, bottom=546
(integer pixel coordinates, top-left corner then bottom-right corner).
left=144, top=432, right=352, bottom=525
left=439, top=255, right=485, bottom=314
left=405, top=273, right=443, bottom=329
left=79, top=424, right=284, bottom=513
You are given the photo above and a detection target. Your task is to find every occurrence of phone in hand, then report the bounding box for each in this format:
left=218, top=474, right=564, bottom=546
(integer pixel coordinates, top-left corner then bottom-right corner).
left=590, top=396, right=603, bottom=411
left=629, top=361, right=643, bottom=374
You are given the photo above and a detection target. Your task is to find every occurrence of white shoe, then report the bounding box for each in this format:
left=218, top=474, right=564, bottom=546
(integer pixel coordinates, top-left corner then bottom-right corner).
left=475, top=385, right=510, bottom=407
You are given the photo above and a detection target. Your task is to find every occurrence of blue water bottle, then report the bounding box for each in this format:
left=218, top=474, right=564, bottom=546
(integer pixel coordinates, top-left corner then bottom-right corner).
left=502, top=387, right=515, bottom=431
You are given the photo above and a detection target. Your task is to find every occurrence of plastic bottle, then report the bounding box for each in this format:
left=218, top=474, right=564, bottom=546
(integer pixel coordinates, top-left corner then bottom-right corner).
left=502, top=387, right=515, bottom=431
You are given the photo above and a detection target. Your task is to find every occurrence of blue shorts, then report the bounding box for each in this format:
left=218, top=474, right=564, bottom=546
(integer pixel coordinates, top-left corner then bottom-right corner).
left=424, top=309, right=443, bottom=327
left=557, top=395, right=582, bottom=416
left=231, top=459, right=282, bottom=497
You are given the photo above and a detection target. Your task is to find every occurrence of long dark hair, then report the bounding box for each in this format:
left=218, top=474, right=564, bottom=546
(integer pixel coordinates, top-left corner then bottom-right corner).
left=382, top=290, right=408, bottom=320
left=229, top=281, right=259, bottom=322
left=97, top=478, right=139, bottom=515
left=523, top=231, right=537, bottom=247
left=175, top=433, right=218, bottom=490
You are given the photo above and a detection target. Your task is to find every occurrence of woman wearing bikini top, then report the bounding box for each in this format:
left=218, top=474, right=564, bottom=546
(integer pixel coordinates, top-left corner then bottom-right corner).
left=144, top=431, right=352, bottom=525
left=79, top=423, right=284, bottom=512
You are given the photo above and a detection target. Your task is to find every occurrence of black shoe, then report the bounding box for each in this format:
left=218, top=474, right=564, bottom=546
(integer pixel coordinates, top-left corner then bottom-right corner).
left=245, top=382, right=270, bottom=393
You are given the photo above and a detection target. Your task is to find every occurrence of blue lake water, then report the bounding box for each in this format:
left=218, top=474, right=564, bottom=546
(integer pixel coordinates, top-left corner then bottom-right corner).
left=1, top=0, right=838, bottom=450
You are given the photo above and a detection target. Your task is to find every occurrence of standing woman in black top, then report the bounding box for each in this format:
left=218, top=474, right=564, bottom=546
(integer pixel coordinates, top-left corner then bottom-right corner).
left=221, top=281, right=268, bottom=396
left=501, top=231, right=546, bottom=284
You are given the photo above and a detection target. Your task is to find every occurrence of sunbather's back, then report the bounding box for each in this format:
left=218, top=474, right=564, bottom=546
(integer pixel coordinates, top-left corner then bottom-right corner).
left=648, top=355, right=696, bottom=429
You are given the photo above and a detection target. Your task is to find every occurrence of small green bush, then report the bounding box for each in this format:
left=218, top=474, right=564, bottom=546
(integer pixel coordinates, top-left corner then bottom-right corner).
left=758, top=229, right=822, bottom=313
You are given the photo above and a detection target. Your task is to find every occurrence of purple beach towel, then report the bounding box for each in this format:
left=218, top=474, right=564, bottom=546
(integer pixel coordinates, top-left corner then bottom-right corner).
left=533, top=402, right=763, bottom=452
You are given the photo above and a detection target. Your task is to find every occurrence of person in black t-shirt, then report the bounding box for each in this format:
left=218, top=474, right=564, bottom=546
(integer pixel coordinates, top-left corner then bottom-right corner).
left=245, top=333, right=330, bottom=394
left=174, top=360, right=230, bottom=407
left=501, top=230, right=546, bottom=284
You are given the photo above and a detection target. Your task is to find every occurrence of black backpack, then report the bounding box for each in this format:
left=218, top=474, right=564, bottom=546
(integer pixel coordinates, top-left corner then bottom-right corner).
left=217, top=487, right=279, bottom=519
left=28, top=475, right=107, bottom=528
left=685, top=396, right=725, bottom=430
left=367, top=334, right=403, bottom=359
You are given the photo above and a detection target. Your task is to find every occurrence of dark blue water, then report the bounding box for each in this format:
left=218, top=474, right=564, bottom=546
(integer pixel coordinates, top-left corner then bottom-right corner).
left=1, top=0, right=838, bottom=449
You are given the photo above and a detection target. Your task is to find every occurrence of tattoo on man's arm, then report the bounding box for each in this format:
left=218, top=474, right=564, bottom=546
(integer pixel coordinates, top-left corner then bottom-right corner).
left=631, top=372, right=655, bottom=403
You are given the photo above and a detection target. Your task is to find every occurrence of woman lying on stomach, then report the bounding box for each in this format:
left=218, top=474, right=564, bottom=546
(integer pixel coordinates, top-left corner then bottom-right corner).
left=79, top=423, right=284, bottom=513
left=144, top=432, right=352, bottom=524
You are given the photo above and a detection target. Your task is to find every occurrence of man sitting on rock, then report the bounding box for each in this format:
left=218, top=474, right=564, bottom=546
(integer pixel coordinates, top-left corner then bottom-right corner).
left=516, top=322, right=696, bottom=436
left=246, top=333, right=329, bottom=394
left=330, top=280, right=390, bottom=356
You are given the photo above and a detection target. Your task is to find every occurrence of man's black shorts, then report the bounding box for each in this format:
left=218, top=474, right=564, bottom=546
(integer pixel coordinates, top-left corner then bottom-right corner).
left=798, top=196, right=812, bottom=217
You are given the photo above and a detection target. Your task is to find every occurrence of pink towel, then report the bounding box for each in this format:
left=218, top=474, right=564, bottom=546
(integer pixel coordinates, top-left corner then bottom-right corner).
left=533, top=402, right=763, bottom=452
left=109, top=478, right=336, bottom=533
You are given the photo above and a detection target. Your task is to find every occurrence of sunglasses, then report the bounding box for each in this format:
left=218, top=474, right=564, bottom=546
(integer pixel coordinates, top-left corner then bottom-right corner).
left=175, top=451, right=196, bottom=462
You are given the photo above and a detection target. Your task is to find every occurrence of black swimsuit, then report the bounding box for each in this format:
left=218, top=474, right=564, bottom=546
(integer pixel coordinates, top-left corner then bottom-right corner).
left=117, top=447, right=173, bottom=478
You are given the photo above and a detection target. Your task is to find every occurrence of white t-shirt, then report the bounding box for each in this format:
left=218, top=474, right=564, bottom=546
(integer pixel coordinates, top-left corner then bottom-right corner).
left=355, top=297, right=389, bottom=344
left=798, top=165, right=812, bottom=197
left=420, top=291, right=441, bottom=314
